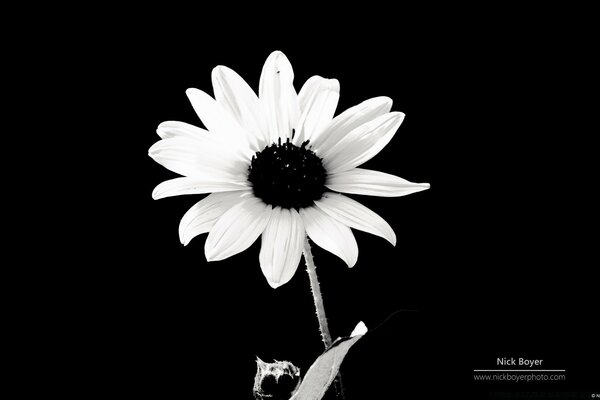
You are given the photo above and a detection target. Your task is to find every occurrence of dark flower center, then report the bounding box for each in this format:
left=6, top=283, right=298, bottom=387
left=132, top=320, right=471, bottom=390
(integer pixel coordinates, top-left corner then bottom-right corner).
left=248, top=137, right=327, bottom=209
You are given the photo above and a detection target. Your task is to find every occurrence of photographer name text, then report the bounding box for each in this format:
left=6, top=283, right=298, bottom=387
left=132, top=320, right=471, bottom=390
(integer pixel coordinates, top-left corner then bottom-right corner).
left=497, top=357, right=543, bottom=367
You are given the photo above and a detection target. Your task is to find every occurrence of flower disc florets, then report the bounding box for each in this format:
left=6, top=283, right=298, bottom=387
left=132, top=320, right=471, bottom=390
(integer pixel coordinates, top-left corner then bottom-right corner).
left=248, top=137, right=327, bottom=209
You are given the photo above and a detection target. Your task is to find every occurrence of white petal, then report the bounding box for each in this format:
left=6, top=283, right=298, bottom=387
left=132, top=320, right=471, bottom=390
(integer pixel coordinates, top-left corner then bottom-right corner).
left=293, top=76, right=340, bottom=145
left=326, top=168, right=430, bottom=197
left=300, top=206, right=358, bottom=267
left=211, top=66, right=269, bottom=146
left=315, top=192, right=396, bottom=246
left=259, top=207, right=304, bottom=288
left=179, top=191, right=249, bottom=246
left=259, top=51, right=300, bottom=143
left=156, top=121, right=253, bottom=163
left=149, top=137, right=249, bottom=178
left=204, top=196, right=272, bottom=261
left=156, top=121, right=208, bottom=140
left=186, top=88, right=258, bottom=154
left=310, top=96, right=392, bottom=156
left=152, top=177, right=249, bottom=200
left=323, top=112, right=405, bottom=174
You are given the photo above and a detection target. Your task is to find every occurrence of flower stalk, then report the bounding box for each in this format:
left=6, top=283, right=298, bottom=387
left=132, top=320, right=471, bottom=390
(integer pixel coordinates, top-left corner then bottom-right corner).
left=303, top=237, right=346, bottom=399
left=303, top=237, right=332, bottom=347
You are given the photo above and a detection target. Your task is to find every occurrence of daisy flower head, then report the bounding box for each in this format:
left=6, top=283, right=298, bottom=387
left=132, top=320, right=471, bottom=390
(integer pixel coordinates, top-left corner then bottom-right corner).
left=150, top=51, right=429, bottom=289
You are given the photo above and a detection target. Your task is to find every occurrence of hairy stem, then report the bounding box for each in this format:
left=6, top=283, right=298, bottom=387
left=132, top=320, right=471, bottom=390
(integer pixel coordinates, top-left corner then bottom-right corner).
left=303, top=237, right=346, bottom=400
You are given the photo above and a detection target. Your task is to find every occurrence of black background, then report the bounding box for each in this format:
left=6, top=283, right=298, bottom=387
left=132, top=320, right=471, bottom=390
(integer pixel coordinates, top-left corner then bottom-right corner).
left=33, top=5, right=597, bottom=399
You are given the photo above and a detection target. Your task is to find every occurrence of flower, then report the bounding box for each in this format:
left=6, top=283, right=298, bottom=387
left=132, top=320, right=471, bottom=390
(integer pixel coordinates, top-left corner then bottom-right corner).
left=150, top=51, right=429, bottom=288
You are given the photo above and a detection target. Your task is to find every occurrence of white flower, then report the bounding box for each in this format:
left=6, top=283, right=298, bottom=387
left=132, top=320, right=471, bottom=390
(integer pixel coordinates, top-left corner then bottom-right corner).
left=150, top=51, right=429, bottom=288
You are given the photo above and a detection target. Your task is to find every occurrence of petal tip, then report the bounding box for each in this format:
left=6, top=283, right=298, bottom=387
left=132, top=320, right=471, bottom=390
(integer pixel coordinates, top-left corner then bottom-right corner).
left=329, top=78, right=340, bottom=90
left=265, top=50, right=292, bottom=69
left=373, top=96, right=394, bottom=111
left=185, top=88, right=199, bottom=98
left=157, top=121, right=172, bottom=131
left=348, top=246, right=359, bottom=268
left=392, top=111, right=406, bottom=122
left=204, top=247, right=215, bottom=262
left=211, top=65, right=229, bottom=79
left=205, top=244, right=236, bottom=263
left=267, top=279, right=283, bottom=289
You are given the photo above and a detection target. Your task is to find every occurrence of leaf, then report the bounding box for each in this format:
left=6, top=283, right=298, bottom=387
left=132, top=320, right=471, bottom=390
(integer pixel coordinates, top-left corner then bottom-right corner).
left=289, top=321, right=368, bottom=400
